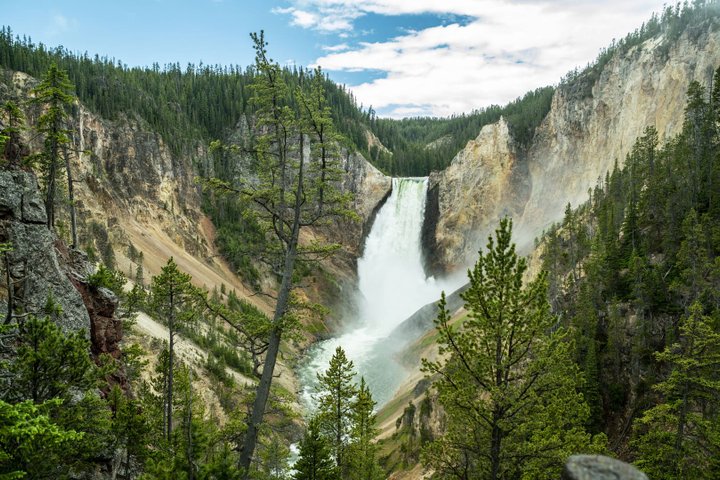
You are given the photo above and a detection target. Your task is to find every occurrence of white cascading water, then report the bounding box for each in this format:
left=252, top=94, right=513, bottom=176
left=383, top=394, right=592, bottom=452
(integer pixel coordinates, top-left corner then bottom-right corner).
left=299, top=177, right=454, bottom=409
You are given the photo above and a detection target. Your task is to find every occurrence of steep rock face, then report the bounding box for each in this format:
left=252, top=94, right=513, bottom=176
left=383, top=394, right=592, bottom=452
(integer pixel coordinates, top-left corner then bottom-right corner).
left=7, top=70, right=204, bottom=251
left=71, top=276, right=129, bottom=391
left=0, top=170, right=90, bottom=332
left=3, top=69, right=392, bottom=332
left=365, top=128, right=392, bottom=157
left=339, top=150, right=392, bottom=253
left=1, top=170, right=127, bottom=389
left=4, top=70, right=391, bottom=321
left=70, top=93, right=209, bottom=259
left=2, top=70, right=270, bottom=314
left=518, top=28, right=720, bottom=241
left=427, top=118, right=527, bottom=271
left=428, top=27, right=720, bottom=271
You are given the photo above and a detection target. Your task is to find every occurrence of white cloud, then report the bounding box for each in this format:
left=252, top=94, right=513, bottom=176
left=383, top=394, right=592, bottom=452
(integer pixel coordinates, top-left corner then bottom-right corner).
left=47, top=13, right=78, bottom=37
left=292, top=10, right=320, bottom=28
left=273, top=5, right=362, bottom=32
left=322, top=42, right=351, bottom=52
left=279, top=0, right=667, bottom=117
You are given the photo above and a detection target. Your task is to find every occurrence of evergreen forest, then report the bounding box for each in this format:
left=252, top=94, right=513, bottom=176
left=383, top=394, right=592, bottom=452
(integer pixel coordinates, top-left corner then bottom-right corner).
left=0, top=2, right=719, bottom=479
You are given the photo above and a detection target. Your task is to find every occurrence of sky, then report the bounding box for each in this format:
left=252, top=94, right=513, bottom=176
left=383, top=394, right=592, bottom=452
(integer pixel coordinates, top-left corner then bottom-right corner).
left=2, top=0, right=668, bottom=118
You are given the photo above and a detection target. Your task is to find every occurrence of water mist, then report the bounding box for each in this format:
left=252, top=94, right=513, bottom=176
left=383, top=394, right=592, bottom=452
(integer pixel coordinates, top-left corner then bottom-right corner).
left=299, top=177, right=460, bottom=409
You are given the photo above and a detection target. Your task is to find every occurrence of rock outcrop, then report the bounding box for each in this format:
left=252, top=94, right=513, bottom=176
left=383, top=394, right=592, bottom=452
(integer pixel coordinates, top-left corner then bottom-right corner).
left=1, top=70, right=269, bottom=313
left=562, top=455, right=648, bottom=480
left=339, top=150, right=392, bottom=254
left=2, top=68, right=393, bottom=348
left=426, top=25, right=720, bottom=272
left=1, top=170, right=128, bottom=390
left=70, top=274, right=128, bottom=391
left=2, top=69, right=392, bottom=322
left=426, top=118, right=527, bottom=272
left=0, top=170, right=90, bottom=332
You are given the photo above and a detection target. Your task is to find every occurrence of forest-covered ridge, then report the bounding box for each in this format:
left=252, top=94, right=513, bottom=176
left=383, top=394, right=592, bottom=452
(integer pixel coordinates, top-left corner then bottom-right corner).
left=0, top=35, right=382, bottom=479
left=2, top=4, right=720, bottom=479
left=368, top=0, right=720, bottom=175
left=378, top=65, right=720, bottom=480
left=0, top=27, right=553, bottom=177
left=534, top=66, right=720, bottom=476
left=1, top=2, right=716, bottom=177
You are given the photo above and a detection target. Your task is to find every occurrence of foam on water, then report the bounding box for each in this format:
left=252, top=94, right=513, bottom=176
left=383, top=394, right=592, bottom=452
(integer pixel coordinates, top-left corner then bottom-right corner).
left=299, top=177, right=454, bottom=409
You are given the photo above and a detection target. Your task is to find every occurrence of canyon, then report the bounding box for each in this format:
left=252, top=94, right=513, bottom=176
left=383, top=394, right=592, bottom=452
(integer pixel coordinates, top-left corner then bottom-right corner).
left=1, top=10, right=719, bottom=478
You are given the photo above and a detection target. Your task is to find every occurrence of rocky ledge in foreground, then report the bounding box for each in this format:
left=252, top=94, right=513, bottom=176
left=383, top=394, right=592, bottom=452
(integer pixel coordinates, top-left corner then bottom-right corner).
left=562, top=455, right=648, bottom=480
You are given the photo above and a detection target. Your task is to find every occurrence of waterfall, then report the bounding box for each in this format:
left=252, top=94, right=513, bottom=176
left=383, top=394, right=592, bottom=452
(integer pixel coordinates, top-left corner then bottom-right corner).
left=299, top=177, right=452, bottom=409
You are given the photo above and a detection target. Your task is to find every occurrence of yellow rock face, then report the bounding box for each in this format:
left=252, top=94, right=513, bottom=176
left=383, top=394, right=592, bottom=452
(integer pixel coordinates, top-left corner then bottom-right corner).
left=431, top=28, right=720, bottom=272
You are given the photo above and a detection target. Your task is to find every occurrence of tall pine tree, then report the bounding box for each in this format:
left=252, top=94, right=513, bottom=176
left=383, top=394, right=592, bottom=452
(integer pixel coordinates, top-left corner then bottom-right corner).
left=294, top=417, right=337, bottom=480
left=348, top=377, right=382, bottom=480
left=316, top=346, right=357, bottom=474
left=632, top=301, right=720, bottom=479
left=202, top=33, right=354, bottom=476
left=422, top=218, right=603, bottom=479
left=29, top=63, right=75, bottom=230
left=150, top=257, right=198, bottom=440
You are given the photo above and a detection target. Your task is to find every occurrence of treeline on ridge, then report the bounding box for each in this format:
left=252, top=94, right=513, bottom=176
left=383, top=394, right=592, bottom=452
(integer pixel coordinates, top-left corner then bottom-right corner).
left=539, top=69, right=720, bottom=477
left=1, top=1, right=716, bottom=179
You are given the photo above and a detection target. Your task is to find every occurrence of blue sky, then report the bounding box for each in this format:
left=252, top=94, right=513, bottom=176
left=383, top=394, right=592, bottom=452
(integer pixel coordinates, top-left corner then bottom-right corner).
left=2, top=0, right=668, bottom=117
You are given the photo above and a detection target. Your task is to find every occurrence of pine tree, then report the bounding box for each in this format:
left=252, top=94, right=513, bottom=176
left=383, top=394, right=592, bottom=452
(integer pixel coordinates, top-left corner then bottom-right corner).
left=0, top=100, right=27, bottom=167
left=293, top=417, right=337, bottom=480
left=316, top=346, right=357, bottom=474
left=141, top=359, right=213, bottom=479
left=135, top=251, right=145, bottom=287
left=671, top=209, right=714, bottom=309
left=202, top=33, right=354, bottom=476
left=0, top=398, right=82, bottom=479
left=422, top=218, right=603, bottom=479
left=127, top=243, right=139, bottom=264
left=297, top=66, right=344, bottom=214
left=3, top=314, right=96, bottom=403
left=632, top=301, right=720, bottom=479
left=255, top=432, right=291, bottom=480
left=0, top=314, right=114, bottom=477
left=29, top=63, right=75, bottom=230
left=107, top=385, right=150, bottom=478
left=150, top=257, right=198, bottom=440
left=348, top=378, right=382, bottom=480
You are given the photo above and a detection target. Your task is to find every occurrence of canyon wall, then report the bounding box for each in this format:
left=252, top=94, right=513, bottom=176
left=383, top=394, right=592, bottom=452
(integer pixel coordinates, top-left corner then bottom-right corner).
left=1, top=70, right=390, bottom=320
left=426, top=25, right=720, bottom=272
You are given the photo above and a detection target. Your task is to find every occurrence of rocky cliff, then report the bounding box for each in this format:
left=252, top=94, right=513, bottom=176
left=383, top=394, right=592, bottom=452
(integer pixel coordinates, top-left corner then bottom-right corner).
left=0, top=170, right=127, bottom=390
left=2, top=70, right=247, bottom=302
left=1, top=70, right=390, bottom=319
left=425, top=118, right=527, bottom=272
left=426, top=24, right=720, bottom=272
left=0, top=170, right=89, bottom=331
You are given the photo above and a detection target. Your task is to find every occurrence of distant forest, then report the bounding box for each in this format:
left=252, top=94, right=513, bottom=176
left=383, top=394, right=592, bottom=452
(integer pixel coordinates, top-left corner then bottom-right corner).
left=0, top=26, right=550, bottom=177
left=1, top=2, right=717, bottom=178
left=0, top=26, right=554, bottom=177
left=367, top=86, right=554, bottom=176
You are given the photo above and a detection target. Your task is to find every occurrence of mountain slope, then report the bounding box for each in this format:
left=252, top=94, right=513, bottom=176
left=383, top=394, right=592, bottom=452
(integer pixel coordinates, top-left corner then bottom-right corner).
left=425, top=6, right=720, bottom=272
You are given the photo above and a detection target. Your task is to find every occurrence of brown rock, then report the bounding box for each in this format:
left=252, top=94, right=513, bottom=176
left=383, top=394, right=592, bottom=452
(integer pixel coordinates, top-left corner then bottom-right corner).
left=69, top=276, right=128, bottom=392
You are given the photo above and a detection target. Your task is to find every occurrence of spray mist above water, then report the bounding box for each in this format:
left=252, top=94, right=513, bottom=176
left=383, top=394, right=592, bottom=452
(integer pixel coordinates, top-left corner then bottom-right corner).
left=299, top=177, right=460, bottom=410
